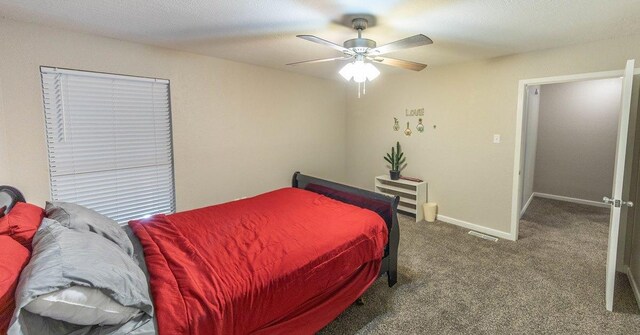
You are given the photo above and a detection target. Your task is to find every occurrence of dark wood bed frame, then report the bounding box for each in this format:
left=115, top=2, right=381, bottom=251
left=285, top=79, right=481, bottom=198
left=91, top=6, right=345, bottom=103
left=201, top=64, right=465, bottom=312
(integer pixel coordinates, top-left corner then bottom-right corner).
left=0, top=185, right=25, bottom=218
left=1, top=175, right=400, bottom=288
left=292, top=172, right=400, bottom=287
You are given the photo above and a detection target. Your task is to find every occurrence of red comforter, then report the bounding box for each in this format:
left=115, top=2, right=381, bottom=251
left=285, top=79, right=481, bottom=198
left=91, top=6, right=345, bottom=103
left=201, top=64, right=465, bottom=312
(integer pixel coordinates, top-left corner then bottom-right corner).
left=129, top=187, right=388, bottom=335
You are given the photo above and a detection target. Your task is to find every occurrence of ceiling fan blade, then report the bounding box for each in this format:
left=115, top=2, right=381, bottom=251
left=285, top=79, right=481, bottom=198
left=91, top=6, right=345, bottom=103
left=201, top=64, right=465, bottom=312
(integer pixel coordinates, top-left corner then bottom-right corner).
left=286, top=56, right=353, bottom=66
left=297, top=35, right=354, bottom=55
left=371, top=57, right=427, bottom=71
left=369, top=34, right=433, bottom=55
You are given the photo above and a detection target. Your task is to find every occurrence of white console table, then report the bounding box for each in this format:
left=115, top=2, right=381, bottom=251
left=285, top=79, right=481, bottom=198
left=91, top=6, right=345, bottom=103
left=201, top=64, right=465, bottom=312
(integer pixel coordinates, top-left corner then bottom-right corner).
left=375, top=175, right=428, bottom=222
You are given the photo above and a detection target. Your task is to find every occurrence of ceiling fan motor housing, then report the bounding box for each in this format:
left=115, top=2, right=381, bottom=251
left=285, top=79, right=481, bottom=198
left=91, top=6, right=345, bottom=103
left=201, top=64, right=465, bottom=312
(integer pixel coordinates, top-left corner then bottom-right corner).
left=343, top=38, right=376, bottom=53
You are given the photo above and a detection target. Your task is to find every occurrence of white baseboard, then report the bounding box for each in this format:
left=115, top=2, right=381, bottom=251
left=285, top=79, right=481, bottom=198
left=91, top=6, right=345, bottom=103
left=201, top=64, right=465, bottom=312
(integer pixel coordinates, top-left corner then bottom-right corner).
left=533, top=192, right=608, bottom=208
left=627, top=266, right=640, bottom=310
left=520, top=193, right=534, bottom=218
left=437, top=214, right=514, bottom=241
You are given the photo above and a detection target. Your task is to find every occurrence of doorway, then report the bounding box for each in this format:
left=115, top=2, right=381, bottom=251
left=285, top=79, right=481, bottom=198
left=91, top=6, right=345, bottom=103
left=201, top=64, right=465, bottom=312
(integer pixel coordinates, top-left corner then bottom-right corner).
left=510, top=60, right=639, bottom=312
left=520, top=79, right=621, bottom=216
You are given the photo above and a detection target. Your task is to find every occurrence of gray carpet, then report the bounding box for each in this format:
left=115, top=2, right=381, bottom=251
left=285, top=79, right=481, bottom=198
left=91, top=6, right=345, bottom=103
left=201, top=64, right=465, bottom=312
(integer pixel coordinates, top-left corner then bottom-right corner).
left=319, top=197, right=640, bottom=334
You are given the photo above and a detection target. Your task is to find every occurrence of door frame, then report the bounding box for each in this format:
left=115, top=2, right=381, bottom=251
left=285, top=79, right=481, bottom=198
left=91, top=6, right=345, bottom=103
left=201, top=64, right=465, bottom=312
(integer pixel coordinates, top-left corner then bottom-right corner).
left=510, top=68, right=640, bottom=241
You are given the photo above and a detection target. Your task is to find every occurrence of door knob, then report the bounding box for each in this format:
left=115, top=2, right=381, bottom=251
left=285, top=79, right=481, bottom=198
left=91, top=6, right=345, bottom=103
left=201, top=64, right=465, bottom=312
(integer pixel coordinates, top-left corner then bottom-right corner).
left=602, top=197, right=634, bottom=207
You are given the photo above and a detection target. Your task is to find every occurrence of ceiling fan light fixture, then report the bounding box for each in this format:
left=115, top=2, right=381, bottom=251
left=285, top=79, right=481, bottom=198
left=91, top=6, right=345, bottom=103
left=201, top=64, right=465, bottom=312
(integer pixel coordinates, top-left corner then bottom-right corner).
left=289, top=15, right=431, bottom=83
left=353, top=73, right=366, bottom=83
left=365, top=63, right=380, bottom=81
left=339, top=62, right=354, bottom=80
left=289, top=15, right=431, bottom=99
left=352, top=60, right=367, bottom=83
left=340, top=60, right=379, bottom=83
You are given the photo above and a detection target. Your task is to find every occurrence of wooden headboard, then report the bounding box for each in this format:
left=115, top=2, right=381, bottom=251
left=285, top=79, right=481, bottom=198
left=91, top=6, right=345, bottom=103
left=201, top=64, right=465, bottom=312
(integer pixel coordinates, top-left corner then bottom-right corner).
left=0, top=186, right=25, bottom=217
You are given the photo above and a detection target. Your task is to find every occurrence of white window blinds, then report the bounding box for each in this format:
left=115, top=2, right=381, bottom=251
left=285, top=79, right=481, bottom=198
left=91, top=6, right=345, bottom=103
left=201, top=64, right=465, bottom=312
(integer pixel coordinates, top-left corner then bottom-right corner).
left=41, top=67, right=175, bottom=223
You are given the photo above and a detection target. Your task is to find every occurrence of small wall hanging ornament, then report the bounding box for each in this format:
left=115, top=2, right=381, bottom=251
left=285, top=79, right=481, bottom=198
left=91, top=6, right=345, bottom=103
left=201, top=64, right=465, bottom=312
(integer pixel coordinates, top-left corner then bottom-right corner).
left=404, top=122, right=412, bottom=136
left=393, top=117, right=400, bottom=131
left=416, top=118, right=424, bottom=133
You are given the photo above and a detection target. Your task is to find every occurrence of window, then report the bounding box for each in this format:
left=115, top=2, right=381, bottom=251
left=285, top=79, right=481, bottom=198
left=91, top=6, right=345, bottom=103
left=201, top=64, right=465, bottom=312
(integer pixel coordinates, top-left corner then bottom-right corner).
left=41, top=67, right=175, bottom=223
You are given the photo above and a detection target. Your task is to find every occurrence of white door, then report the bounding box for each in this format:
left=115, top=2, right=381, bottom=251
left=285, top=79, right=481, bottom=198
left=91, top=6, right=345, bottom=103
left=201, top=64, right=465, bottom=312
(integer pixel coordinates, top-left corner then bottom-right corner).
left=604, top=59, right=635, bottom=311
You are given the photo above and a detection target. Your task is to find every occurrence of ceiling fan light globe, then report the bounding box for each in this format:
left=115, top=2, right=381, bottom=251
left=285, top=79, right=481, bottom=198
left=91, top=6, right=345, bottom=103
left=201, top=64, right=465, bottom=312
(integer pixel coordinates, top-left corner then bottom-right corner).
left=339, top=63, right=354, bottom=81
left=364, top=63, right=380, bottom=81
left=353, top=73, right=367, bottom=83
left=352, top=60, right=366, bottom=71
left=352, top=60, right=367, bottom=82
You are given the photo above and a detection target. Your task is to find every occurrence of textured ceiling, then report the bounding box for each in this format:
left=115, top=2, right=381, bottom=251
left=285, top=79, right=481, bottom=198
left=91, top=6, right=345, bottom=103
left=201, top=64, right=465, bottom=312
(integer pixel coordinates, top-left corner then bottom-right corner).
left=2, top=0, right=640, bottom=80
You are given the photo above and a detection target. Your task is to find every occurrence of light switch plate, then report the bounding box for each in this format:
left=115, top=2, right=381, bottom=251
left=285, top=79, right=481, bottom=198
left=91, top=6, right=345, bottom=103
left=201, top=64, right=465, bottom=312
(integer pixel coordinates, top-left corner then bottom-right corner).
left=493, top=134, right=501, bottom=143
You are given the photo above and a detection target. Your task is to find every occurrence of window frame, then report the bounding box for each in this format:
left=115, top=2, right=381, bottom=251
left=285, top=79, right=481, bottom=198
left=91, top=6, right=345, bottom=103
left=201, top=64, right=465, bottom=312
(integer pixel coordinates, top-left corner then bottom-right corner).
left=39, top=66, right=177, bottom=222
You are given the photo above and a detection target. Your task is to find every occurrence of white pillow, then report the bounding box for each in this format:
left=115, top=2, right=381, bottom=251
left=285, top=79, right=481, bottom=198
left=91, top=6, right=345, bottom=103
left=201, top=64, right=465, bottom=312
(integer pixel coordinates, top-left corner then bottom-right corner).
left=24, top=285, right=141, bottom=325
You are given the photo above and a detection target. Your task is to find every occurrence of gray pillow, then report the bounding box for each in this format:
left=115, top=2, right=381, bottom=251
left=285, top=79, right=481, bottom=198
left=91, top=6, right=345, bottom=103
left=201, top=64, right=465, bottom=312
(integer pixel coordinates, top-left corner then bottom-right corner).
left=9, top=218, right=154, bottom=335
left=45, top=201, right=134, bottom=256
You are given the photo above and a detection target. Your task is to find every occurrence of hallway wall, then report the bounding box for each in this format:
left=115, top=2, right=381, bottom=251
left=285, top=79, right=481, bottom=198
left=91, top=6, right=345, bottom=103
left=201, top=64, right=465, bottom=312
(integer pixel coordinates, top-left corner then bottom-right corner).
left=521, top=86, right=540, bottom=209
left=627, top=74, right=640, bottom=305
left=533, top=79, right=622, bottom=202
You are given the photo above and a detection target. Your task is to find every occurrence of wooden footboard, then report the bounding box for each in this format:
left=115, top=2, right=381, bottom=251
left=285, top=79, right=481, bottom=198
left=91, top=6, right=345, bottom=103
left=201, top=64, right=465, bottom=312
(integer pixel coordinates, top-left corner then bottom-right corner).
left=292, top=172, right=400, bottom=287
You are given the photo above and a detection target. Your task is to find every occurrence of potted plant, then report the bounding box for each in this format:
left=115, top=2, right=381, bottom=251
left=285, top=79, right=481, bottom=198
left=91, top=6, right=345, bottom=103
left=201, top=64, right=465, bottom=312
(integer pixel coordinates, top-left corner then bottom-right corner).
left=384, top=141, right=406, bottom=180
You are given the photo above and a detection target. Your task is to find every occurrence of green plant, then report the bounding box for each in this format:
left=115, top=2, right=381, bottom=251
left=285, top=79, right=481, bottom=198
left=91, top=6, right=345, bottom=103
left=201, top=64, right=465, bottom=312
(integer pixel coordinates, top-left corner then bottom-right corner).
left=384, top=141, right=406, bottom=171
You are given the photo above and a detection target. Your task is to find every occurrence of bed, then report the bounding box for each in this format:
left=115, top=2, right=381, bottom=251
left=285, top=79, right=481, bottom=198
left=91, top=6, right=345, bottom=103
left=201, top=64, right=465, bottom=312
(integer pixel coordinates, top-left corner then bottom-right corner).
left=1, top=172, right=400, bottom=334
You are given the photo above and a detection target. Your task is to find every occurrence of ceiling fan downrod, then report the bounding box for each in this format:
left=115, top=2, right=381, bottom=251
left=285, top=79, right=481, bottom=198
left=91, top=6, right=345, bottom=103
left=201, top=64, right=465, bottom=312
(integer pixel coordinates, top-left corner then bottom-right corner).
left=352, top=17, right=367, bottom=38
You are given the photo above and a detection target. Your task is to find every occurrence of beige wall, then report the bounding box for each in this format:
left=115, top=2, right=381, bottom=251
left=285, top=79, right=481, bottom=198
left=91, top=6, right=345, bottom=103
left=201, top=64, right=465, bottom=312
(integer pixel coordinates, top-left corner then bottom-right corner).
left=534, top=79, right=621, bottom=202
left=346, top=33, right=640, bottom=236
left=0, top=78, right=9, bottom=182
left=0, top=18, right=347, bottom=210
left=5, top=15, right=640, bottom=242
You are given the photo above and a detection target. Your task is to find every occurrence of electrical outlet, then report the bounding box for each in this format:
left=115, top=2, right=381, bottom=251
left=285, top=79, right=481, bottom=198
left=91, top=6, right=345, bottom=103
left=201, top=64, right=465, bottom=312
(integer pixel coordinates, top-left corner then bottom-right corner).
left=493, top=134, right=501, bottom=144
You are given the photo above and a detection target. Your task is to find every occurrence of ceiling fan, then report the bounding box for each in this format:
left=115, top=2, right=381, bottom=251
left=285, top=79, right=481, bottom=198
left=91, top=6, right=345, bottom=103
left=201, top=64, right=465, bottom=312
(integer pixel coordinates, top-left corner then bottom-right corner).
left=287, top=15, right=433, bottom=87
